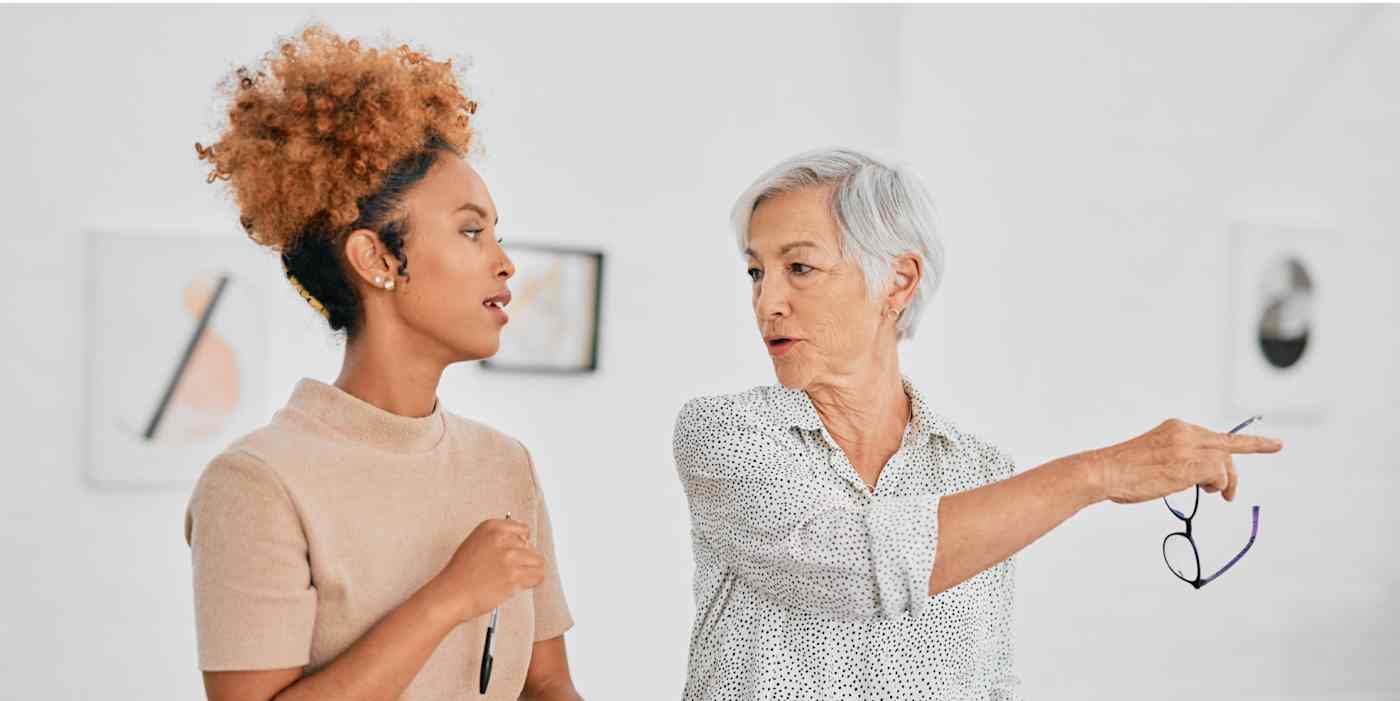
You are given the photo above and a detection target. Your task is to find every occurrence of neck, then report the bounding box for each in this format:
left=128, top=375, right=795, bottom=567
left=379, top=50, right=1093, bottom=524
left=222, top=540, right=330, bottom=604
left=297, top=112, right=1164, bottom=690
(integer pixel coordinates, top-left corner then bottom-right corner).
left=805, top=339, right=909, bottom=464
left=335, top=322, right=447, bottom=418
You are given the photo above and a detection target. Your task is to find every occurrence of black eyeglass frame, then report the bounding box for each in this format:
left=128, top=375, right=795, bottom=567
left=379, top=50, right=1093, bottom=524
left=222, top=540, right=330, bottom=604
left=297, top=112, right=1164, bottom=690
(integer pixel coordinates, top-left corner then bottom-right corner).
left=1162, top=484, right=1260, bottom=589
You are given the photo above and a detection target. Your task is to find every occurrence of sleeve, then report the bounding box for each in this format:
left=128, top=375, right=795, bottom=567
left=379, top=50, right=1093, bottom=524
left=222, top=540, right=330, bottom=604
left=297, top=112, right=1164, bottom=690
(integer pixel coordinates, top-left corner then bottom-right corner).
left=987, top=556, right=1022, bottom=700
left=519, top=442, right=575, bottom=642
left=673, top=397, right=940, bottom=621
left=985, top=448, right=1021, bottom=700
left=184, top=449, right=317, bottom=670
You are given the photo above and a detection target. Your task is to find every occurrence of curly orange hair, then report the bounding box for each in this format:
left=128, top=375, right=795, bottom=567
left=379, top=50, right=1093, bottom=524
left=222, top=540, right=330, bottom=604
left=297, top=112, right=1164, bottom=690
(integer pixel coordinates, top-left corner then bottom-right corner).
left=196, top=25, right=476, bottom=252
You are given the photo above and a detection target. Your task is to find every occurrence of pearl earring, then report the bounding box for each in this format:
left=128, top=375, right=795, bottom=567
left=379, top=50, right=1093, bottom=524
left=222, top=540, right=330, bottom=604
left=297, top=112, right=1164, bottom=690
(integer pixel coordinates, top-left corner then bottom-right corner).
left=373, top=275, right=383, bottom=286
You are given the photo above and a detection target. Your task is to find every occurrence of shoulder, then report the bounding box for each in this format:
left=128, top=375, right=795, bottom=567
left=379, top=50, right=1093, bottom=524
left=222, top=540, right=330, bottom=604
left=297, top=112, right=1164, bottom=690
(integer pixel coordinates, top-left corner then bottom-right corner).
left=195, top=424, right=294, bottom=498
left=674, top=385, right=795, bottom=435
left=672, top=385, right=800, bottom=473
left=185, top=408, right=327, bottom=542
left=443, top=411, right=529, bottom=461
left=204, top=406, right=327, bottom=476
left=442, top=411, right=540, bottom=489
left=903, top=379, right=1016, bottom=486
left=186, top=444, right=297, bottom=545
left=930, top=416, right=1017, bottom=486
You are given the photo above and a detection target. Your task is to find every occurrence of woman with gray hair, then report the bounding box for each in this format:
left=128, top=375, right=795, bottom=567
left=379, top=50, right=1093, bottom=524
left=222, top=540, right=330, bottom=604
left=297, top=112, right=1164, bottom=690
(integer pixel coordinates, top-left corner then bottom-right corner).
left=672, top=148, right=1283, bottom=699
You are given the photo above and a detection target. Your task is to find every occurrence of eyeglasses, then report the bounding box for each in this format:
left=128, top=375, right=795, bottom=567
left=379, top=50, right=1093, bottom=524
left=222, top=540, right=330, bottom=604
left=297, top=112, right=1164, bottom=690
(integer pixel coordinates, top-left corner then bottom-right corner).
left=1161, top=416, right=1262, bottom=589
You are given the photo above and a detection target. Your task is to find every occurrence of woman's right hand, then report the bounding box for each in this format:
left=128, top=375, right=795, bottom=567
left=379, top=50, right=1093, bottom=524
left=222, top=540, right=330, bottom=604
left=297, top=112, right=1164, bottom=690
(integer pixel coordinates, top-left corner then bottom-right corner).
left=1088, top=418, right=1283, bottom=505
left=432, top=518, right=546, bottom=623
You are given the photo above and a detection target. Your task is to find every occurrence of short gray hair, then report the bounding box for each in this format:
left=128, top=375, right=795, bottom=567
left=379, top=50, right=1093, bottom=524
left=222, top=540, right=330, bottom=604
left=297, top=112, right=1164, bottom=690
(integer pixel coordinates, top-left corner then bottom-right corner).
left=730, top=147, right=945, bottom=340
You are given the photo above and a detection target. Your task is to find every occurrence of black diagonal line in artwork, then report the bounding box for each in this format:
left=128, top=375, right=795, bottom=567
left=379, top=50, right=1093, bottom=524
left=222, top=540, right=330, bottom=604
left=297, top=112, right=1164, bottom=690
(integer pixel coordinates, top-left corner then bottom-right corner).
left=142, top=273, right=231, bottom=441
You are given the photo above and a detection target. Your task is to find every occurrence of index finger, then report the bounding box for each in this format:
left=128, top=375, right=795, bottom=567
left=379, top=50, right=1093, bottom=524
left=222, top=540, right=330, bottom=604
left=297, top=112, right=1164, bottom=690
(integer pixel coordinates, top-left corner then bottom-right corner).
left=1218, top=432, right=1284, bottom=454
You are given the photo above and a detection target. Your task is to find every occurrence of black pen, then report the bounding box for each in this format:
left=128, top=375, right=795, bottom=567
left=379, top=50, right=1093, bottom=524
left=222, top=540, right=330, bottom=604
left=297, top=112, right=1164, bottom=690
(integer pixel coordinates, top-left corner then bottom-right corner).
left=479, top=512, right=508, bottom=695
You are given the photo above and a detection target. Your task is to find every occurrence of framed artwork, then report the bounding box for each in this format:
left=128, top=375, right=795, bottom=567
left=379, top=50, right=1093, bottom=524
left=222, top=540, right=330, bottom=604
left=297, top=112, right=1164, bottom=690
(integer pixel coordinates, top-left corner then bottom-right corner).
left=482, top=244, right=604, bottom=374
left=84, top=231, right=273, bottom=487
left=1226, top=223, right=1332, bottom=423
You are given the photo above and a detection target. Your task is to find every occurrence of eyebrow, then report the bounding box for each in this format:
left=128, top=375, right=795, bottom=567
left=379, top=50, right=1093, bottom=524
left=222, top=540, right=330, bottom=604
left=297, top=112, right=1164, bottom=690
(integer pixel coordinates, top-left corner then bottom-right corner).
left=456, top=202, right=500, bottom=225
left=745, top=241, right=820, bottom=258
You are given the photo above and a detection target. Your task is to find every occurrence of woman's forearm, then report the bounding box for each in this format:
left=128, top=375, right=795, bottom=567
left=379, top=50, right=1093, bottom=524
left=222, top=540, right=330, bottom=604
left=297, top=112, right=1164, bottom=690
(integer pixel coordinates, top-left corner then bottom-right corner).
left=928, top=451, right=1104, bottom=596
left=521, top=636, right=584, bottom=701
left=205, top=516, right=547, bottom=701
left=521, top=679, right=585, bottom=701
left=270, top=576, right=463, bottom=701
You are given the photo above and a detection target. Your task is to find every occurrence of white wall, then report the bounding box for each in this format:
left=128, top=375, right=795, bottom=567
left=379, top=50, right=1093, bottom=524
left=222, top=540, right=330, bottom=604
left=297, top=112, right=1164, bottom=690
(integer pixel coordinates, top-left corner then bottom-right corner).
left=898, top=5, right=1400, bottom=700
left=2, top=4, right=1395, bottom=700
left=0, top=4, right=901, bottom=698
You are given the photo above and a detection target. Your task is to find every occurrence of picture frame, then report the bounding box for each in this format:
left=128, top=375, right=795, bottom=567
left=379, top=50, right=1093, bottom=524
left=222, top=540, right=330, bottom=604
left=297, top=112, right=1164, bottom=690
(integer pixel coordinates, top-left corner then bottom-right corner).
left=481, top=243, right=605, bottom=374
left=1225, top=222, right=1333, bottom=423
left=84, top=230, right=274, bottom=487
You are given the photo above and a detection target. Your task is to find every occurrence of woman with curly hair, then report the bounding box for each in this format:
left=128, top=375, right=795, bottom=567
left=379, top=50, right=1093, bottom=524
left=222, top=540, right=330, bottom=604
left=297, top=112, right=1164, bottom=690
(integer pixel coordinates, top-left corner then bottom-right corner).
left=184, top=27, right=583, bottom=701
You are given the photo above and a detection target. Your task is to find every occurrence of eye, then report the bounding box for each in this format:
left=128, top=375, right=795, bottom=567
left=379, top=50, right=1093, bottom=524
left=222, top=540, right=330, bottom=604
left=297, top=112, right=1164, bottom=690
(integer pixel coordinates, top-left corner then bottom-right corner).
left=461, top=228, right=484, bottom=241
left=746, top=267, right=762, bottom=282
left=789, top=263, right=813, bottom=275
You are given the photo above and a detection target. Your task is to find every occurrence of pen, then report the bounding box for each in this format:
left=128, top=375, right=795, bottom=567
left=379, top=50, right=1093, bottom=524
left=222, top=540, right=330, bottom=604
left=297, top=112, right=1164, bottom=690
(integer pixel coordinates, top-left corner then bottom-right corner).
left=480, top=512, right=509, bottom=695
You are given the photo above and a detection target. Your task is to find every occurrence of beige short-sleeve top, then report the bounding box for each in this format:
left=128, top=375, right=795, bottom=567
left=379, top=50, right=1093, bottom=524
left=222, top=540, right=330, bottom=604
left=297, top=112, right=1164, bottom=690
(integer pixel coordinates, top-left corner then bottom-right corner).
left=185, top=378, right=573, bottom=699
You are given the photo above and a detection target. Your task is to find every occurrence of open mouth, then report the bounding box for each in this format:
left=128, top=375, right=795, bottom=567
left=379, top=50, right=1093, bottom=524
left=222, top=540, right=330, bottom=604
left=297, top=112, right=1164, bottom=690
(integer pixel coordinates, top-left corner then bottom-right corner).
left=483, top=290, right=512, bottom=310
left=765, top=337, right=800, bottom=356
left=483, top=291, right=511, bottom=323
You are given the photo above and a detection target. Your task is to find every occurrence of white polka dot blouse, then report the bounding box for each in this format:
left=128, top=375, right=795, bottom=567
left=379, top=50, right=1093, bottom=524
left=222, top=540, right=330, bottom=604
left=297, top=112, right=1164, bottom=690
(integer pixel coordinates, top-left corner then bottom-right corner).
left=673, top=378, right=1021, bottom=700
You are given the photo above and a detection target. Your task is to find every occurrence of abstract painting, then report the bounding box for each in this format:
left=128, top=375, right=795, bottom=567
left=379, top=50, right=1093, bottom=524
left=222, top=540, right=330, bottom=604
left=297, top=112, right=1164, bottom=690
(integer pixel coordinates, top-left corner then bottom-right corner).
left=85, top=231, right=272, bottom=486
left=1226, top=224, right=1332, bottom=422
left=482, top=244, right=604, bottom=373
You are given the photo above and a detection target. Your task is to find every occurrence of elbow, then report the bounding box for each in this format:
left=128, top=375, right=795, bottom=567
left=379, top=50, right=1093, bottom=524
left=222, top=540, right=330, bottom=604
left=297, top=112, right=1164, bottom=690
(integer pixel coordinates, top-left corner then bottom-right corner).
left=873, top=591, right=926, bottom=622
left=799, top=583, right=902, bottom=623
left=749, top=576, right=885, bottom=623
left=835, top=599, right=887, bottom=623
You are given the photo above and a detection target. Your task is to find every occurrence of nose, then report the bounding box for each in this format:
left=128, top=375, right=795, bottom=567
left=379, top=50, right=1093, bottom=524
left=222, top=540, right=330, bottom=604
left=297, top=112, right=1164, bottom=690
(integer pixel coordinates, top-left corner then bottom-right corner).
left=754, top=273, right=789, bottom=322
left=496, top=241, right=515, bottom=280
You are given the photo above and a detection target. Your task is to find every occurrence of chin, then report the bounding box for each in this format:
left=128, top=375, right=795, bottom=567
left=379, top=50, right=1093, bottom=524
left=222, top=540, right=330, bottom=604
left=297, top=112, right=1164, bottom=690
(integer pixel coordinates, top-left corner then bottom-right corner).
left=451, top=335, right=501, bottom=363
left=476, top=340, right=502, bottom=361
left=772, top=363, right=813, bottom=390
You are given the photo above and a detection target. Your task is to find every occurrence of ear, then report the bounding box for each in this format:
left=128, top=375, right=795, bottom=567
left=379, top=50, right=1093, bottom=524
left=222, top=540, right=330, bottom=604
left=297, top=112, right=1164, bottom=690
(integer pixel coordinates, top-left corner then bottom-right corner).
left=887, top=254, right=922, bottom=314
left=342, top=229, right=400, bottom=288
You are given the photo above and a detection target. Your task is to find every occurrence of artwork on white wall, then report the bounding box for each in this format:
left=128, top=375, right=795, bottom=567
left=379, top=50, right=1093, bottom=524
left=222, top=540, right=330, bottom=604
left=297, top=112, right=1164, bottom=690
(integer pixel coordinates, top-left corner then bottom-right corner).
left=482, top=244, right=604, bottom=374
left=1226, top=223, right=1331, bottom=423
left=84, top=231, right=273, bottom=487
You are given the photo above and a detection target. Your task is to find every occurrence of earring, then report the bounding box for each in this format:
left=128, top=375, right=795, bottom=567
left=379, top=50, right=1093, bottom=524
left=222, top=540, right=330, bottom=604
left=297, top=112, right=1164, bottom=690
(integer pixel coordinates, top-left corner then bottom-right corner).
left=385, top=279, right=395, bottom=290
left=373, top=275, right=383, bottom=286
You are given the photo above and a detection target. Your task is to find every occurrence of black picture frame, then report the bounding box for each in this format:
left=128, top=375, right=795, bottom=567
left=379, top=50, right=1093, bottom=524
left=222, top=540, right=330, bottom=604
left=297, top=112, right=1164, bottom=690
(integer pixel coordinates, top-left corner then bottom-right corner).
left=481, top=243, right=605, bottom=374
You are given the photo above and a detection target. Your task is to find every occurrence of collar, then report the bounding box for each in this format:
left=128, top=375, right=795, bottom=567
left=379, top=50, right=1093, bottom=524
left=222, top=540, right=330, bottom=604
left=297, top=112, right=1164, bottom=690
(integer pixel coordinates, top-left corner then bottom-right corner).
left=283, top=378, right=446, bottom=454
left=771, top=377, right=958, bottom=443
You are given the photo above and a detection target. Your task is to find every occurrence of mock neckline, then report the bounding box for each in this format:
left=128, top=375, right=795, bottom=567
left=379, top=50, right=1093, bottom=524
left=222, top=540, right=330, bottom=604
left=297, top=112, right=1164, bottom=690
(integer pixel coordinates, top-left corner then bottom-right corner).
left=284, top=378, right=446, bottom=454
